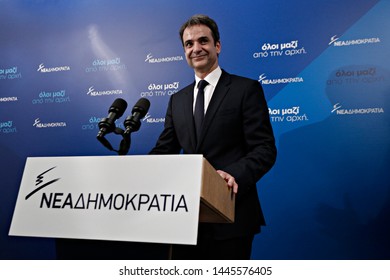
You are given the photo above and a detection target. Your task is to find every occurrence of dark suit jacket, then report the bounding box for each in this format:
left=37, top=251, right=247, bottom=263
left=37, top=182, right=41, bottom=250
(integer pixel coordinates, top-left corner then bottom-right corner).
left=150, top=70, right=276, bottom=239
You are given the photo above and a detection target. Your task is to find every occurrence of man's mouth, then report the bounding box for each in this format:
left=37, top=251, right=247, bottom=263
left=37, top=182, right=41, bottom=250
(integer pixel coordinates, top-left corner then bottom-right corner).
left=191, top=54, right=207, bottom=59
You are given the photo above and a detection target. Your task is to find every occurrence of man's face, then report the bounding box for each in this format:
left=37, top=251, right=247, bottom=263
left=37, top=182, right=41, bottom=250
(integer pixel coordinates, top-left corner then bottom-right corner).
left=182, top=24, right=221, bottom=77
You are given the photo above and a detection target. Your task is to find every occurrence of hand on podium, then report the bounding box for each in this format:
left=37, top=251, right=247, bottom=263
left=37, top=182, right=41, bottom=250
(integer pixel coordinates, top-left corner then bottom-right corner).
left=216, top=170, right=238, bottom=194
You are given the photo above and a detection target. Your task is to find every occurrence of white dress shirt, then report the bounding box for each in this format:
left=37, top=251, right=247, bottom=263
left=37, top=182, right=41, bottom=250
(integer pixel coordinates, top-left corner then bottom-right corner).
left=193, top=66, right=222, bottom=114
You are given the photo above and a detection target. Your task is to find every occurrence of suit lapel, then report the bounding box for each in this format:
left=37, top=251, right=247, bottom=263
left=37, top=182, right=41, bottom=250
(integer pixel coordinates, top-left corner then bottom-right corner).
left=197, top=71, right=231, bottom=150
left=183, top=82, right=198, bottom=151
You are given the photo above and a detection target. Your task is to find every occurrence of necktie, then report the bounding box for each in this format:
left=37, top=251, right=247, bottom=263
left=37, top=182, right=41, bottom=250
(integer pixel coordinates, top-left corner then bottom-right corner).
left=194, top=80, right=209, bottom=142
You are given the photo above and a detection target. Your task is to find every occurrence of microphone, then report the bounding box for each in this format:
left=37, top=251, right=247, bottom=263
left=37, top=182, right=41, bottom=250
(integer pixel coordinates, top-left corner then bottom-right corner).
left=123, top=98, right=150, bottom=136
left=97, top=98, right=128, bottom=138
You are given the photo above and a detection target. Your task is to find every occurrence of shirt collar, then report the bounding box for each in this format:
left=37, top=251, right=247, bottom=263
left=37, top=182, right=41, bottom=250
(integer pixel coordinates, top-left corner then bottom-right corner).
left=195, top=66, right=222, bottom=88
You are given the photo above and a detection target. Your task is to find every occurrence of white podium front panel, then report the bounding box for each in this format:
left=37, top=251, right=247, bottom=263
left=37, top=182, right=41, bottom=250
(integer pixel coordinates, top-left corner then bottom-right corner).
left=9, top=155, right=203, bottom=245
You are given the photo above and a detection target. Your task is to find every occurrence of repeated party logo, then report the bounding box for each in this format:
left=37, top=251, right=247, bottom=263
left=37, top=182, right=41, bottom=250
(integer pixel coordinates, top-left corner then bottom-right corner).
left=0, top=66, right=22, bottom=80
left=87, top=86, right=124, bottom=97
left=32, top=90, right=71, bottom=104
left=33, top=118, right=67, bottom=129
left=329, top=35, right=381, bottom=47
left=253, top=39, right=307, bottom=59
left=0, top=120, right=17, bottom=134
left=37, top=63, right=71, bottom=73
left=141, top=82, right=180, bottom=98
left=258, top=73, right=304, bottom=85
left=85, top=58, right=126, bottom=73
left=268, top=106, right=309, bottom=123
left=144, top=53, right=184, bottom=64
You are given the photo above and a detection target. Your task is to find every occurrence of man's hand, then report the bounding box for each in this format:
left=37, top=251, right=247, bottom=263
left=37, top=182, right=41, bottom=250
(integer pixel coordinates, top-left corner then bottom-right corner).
left=216, top=170, right=238, bottom=194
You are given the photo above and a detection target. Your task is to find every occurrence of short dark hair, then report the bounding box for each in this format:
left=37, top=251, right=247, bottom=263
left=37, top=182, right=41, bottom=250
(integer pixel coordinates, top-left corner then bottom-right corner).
left=179, top=14, right=220, bottom=46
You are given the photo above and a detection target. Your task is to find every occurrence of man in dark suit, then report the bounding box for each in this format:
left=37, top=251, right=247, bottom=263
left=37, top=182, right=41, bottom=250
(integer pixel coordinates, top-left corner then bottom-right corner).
left=150, top=14, right=276, bottom=259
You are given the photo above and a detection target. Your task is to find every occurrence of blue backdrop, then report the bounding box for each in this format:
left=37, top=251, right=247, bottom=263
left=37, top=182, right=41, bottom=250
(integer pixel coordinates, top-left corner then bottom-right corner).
left=1, top=0, right=389, bottom=259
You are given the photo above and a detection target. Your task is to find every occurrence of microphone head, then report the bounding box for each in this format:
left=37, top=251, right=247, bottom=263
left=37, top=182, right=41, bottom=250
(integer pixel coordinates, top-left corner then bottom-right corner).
left=132, top=98, right=150, bottom=118
left=109, top=98, right=128, bottom=118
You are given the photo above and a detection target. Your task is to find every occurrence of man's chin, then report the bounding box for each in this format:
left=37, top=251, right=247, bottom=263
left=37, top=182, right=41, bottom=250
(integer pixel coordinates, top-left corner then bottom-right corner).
left=191, top=61, right=208, bottom=70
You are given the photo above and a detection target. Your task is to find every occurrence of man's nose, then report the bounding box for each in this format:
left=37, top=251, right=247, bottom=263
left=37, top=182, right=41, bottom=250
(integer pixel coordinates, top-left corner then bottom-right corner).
left=193, top=41, right=202, bottom=52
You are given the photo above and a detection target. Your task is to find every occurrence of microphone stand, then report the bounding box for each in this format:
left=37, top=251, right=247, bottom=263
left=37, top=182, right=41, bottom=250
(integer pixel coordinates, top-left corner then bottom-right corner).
left=97, top=108, right=145, bottom=155
left=97, top=126, right=131, bottom=156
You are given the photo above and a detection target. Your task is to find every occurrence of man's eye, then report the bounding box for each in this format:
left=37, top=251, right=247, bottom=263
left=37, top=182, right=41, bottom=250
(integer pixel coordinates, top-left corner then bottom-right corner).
left=185, top=42, right=193, bottom=47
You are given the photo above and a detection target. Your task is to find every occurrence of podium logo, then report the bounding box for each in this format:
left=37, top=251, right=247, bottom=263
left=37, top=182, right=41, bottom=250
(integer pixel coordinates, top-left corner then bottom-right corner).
left=23, top=166, right=188, bottom=212
left=37, top=192, right=189, bottom=212
left=25, top=167, right=60, bottom=200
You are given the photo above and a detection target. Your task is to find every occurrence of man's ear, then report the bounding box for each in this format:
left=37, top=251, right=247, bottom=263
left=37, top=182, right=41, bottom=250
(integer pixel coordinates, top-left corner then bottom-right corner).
left=216, top=41, right=221, bottom=55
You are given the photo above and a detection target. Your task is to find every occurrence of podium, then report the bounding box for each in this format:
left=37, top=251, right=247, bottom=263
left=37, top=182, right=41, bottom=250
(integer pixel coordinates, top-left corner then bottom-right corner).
left=9, top=155, right=234, bottom=246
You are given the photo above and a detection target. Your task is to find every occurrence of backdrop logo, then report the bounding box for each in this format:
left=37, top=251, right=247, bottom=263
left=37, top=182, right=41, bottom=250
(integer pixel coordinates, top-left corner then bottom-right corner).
left=87, top=86, right=123, bottom=97
left=329, top=35, right=339, bottom=45
left=85, top=58, right=126, bottom=72
left=143, top=112, right=165, bottom=124
left=32, top=90, right=70, bottom=104
left=141, top=82, right=180, bottom=98
left=37, top=63, right=71, bottom=73
left=25, top=167, right=60, bottom=200
left=33, top=118, right=67, bottom=128
left=259, top=73, right=304, bottom=85
left=327, top=66, right=385, bottom=86
left=0, top=120, right=17, bottom=134
left=81, top=116, right=101, bottom=130
left=0, top=96, right=18, bottom=102
left=253, top=40, right=307, bottom=59
left=268, top=106, right=309, bottom=123
left=0, top=66, right=22, bottom=80
left=81, top=116, right=124, bottom=131
left=145, top=53, right=184, bottom=64
left=331, top=103, right=385, bottom=115
left=331, top=103, right=342, bottom=113
left=329, top=35, right=381, bottom=47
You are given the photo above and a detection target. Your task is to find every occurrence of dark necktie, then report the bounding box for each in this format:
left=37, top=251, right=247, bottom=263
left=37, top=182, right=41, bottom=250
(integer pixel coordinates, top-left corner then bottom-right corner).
left=194, top=80, right=209, bottom=142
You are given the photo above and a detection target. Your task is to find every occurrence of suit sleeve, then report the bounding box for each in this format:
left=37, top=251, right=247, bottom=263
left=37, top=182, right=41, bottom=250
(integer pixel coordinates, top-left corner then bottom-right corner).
left=222, top=80, right=277, bottom=194
left=149, top=96, right=182, bottom=155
